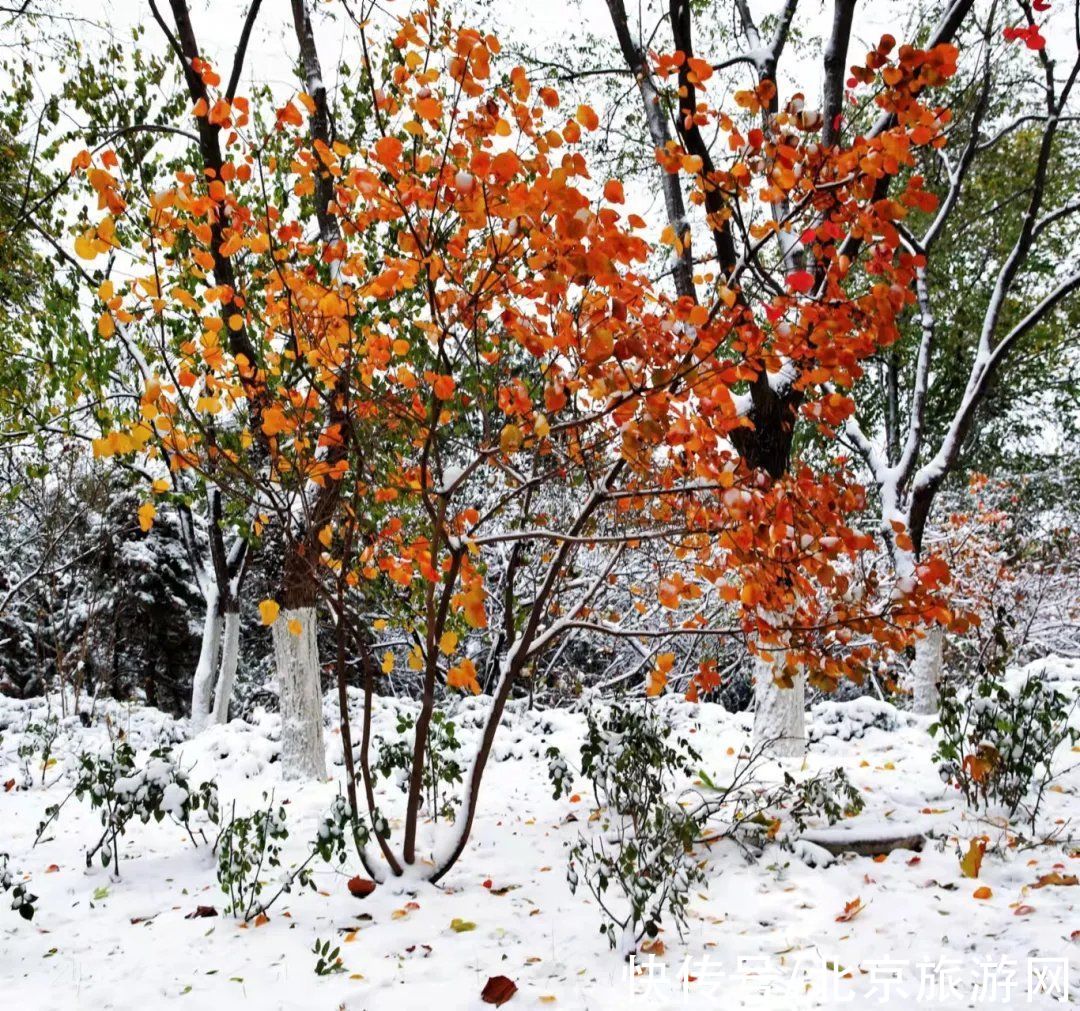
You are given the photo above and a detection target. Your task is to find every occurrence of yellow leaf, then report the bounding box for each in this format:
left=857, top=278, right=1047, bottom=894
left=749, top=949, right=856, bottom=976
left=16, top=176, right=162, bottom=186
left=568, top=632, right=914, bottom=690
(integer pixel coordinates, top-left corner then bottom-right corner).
left=534, top=413, right=550, bottom=438
left=499, top=424, right=522, bottom=454
left=439, top=630, right=458, bottom=655
left=287, top=618, right=302, bottom=636
left=259, top=599, right=280, bottom=625
left=381, top=650, right=394, bottom=674
left=151, top=478, right=169, bottom=494
left=137, top=502, right=156, bottom=533
left=97, top=312, right=116, bottom=338
left=318, top=525, right=333, bottom=548
left=960, top=838, right=986, bottom=879
left=74, top=233, right=98, bottom=260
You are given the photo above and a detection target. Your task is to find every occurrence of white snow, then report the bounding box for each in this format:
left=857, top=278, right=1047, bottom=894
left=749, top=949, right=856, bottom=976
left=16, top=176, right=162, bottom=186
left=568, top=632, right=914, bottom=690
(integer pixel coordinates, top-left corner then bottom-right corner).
left=2, top=661, right=1079, bottom=1009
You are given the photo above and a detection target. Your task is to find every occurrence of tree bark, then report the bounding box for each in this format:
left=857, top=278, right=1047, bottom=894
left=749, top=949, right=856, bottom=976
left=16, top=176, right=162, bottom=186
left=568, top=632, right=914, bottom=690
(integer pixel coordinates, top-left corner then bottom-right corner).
left=211, top=607, right=240, bottom=724
left=273, top=607, right=327, bottom=780
left=752, top=653, right=806, bottom=757
left=911, top=623, right=944, bottom=715
left=190, top=589, right=222, bottom=733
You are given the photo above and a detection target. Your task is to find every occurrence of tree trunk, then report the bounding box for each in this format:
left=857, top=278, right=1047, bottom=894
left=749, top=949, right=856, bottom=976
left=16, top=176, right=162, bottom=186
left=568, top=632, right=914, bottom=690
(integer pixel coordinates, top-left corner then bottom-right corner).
left=752, top=654, right=806, bottom=757
left=911, top=624, right=944, bottom=715
left=273, top=606, right=326, bottom=780
left=211, top=608, right=240, bottom=724
left=190, top=590, right=222, bottom=733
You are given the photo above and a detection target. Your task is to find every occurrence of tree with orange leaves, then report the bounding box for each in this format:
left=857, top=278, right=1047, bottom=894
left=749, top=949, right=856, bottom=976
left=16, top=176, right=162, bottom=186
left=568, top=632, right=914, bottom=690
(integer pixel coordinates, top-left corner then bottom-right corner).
left=64, top=0, right=964, bottom=875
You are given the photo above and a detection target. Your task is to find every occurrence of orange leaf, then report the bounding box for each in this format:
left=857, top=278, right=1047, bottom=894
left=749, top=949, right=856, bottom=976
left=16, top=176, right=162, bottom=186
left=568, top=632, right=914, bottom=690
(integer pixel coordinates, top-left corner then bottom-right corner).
left=835, top=897, right=864, bottom=922
left=575, top=104, right=599, bottom=131
left=1032, top=872, right=1078, bottom=888
left=603, top=179, right=625, bottom=204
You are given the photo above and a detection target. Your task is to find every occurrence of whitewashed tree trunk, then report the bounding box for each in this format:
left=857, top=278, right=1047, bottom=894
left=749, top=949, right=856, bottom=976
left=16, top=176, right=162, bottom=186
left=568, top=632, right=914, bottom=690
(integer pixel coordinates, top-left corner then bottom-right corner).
left=912, top=624, right=944, bottom=715
left=752, top=653, right=806, bottom=757
left=273, top=606, right=326, bottom=780
left=190, top=590, right=222, bottom=734
left=211, top=608, right=240, bottom=725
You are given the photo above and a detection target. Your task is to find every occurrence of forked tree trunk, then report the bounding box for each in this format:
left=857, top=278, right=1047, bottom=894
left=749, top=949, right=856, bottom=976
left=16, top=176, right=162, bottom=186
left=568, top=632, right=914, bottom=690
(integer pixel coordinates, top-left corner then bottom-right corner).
left=911, top=624, right=944, bottom=715
left=752, top=654, right=806, bottom=757
left=190, top=590, right=222, bottom=733
left=211, top=608, right=241, bottom=724
left=273, top=606, right=326, bottom=780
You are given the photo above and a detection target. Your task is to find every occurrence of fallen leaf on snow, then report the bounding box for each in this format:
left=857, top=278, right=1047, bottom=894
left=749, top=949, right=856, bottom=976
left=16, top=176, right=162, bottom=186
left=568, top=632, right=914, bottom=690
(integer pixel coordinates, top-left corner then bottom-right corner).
left=835, top=898, right=864, bottom=923
left=481, top=975, right=518, bottom=1006
left=347, top=876, right=376, bottom=898
left=1032, top=872, right=1078, bottom=888
left=184, top=906, right=218, bottom=919
left=973, top=886, right=993, bottom=900
left=960, top=839, right=986, bottom=879
left=450, top=918, right=477, bottom=932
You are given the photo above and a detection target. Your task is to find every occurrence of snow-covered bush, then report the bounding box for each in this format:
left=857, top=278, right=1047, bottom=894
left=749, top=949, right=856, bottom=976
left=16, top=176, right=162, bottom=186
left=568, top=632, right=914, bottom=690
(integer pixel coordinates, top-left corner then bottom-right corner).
left=932, top=669, right=1079, bottom=824
left=312, top=937, right=346, bottom=976
left=16, top=712, right=59, bottom=787
left=557, top=703, right=707, bottom=955
left=0, top=852, right=37, bottom=921
left=809, top=698, right=900, bottom=743
left=216, top=793, right=360, bottom=922
left=373, top=709, right=463, bottom=822
left=35, top=741, right=219, bottom=876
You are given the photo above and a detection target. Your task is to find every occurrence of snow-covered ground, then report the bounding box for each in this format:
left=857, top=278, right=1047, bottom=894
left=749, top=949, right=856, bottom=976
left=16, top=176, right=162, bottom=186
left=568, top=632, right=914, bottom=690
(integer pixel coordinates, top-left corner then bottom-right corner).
left=2, top=659, right=1079, bottom=1010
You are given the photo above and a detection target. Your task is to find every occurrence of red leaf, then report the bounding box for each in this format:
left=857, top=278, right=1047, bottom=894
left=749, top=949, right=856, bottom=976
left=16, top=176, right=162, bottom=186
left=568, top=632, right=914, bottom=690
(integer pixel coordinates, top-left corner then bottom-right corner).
left=185, top=905, right=218, bottom=919
left=3, top=778, right=14, bottom=792
left=481, top=976, right=518, bottom=1006
left=348, top=876, right=377, bottom=898
left=786, top=270, right=814, bottom=294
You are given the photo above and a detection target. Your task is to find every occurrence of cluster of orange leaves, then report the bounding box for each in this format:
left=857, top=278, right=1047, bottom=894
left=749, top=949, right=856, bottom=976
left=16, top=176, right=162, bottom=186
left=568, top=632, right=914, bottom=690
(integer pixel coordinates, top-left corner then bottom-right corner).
left=72, top=8, right=962, bottom=694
